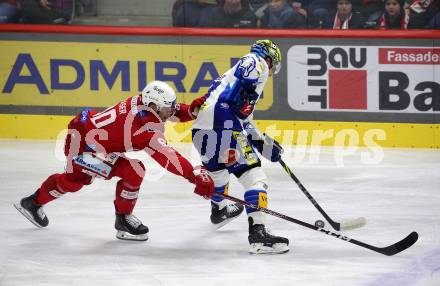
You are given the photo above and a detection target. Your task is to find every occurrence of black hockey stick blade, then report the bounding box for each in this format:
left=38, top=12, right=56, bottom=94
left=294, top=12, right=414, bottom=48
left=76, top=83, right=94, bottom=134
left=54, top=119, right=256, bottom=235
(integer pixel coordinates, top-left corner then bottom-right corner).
left=350, top=231, right=419, bottom=256
left=376, top=232, right=419, bottom=256
left=221, top=193, right=418, bottom=256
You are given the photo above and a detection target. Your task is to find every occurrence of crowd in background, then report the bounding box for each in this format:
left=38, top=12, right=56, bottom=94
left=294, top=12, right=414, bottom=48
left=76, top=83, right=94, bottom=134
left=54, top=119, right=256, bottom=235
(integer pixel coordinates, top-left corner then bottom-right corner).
left=1, top=0, right=439, bottom=29
left=0, top=0, right=87, bottom=24
left=173, top=0, right=440, bottom=29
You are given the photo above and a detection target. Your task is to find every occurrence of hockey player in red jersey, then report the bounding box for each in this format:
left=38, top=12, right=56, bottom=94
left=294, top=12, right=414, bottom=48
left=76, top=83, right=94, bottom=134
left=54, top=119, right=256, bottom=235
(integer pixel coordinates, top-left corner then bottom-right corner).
left=14, top=80, right=215, bottom=241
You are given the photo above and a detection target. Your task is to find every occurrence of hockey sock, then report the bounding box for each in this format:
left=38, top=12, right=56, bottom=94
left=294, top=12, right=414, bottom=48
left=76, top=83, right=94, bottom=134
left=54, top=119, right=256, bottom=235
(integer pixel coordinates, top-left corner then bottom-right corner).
left=35, top=172, right=89, bottom=205
left=114, top=180, right=139, bottom=214
left=244, top=189, right=268, bottom=225
left=211, top=183, right=230, bottom=208
left=35, top=174, right=66, bottom=205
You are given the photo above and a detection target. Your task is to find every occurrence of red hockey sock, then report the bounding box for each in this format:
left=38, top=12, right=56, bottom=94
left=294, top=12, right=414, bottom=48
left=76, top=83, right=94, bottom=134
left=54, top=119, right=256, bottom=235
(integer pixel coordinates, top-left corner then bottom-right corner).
left=114, top=180, right=139, bottom=215
left=34, top=174, right=65, bottom=205
left=35, top=172, right=87, bottom=205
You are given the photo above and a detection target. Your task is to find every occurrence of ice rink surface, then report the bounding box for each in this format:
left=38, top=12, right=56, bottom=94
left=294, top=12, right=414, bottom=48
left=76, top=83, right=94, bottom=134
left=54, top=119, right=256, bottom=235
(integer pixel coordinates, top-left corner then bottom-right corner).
left=0, top=140, right=439, bottom=286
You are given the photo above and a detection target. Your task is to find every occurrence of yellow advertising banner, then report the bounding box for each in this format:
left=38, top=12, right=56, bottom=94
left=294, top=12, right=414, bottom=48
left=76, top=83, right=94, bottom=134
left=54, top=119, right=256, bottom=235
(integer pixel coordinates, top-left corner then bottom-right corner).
left=0, top=41, right=273, bottom=109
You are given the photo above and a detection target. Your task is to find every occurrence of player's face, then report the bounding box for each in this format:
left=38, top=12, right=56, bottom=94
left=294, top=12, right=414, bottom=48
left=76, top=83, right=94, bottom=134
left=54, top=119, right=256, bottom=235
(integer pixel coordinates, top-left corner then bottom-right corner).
left=158, top=102, right=176, bottom=121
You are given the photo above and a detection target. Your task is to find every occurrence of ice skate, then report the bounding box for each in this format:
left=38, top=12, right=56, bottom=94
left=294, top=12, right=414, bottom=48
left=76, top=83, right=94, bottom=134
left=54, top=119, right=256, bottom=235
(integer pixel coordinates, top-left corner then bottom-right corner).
left=14, top=193, right=49, bottom=228
left=248, top=217, right=289, bottom=254
left=210, top=201, right=244, bottom=229
left=115, top=213, right=149, bottom=241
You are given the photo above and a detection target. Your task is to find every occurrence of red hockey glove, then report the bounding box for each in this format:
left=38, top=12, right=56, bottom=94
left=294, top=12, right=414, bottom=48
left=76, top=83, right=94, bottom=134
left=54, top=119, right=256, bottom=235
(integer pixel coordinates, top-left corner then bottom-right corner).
left=189, top=95, right=207, bottom=119
left=192, top=166, right=214, bottom=199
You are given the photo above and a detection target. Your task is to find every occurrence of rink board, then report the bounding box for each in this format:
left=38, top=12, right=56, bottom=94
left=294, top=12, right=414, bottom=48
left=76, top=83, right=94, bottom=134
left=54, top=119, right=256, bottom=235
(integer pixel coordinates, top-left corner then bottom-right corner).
left=0, top=114, right=438, bottom=148
left=0, top=27, right=439, bottom=148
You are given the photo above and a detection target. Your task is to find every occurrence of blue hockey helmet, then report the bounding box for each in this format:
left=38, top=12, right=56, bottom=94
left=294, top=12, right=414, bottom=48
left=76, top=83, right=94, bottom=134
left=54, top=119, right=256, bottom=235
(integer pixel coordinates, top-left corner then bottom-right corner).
left=250, top=39, right=281, bottom=74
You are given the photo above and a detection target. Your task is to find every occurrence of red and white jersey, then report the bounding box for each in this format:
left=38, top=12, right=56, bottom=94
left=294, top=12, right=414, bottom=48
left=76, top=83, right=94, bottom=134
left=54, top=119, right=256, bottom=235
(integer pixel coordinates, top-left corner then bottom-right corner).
left=65, top=95, right=196, bottom=182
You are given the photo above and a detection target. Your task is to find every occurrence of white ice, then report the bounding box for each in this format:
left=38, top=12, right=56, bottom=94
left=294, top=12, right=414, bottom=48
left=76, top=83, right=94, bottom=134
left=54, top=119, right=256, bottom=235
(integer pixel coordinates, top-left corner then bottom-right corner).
left=0, top=140, right=439, bottom=286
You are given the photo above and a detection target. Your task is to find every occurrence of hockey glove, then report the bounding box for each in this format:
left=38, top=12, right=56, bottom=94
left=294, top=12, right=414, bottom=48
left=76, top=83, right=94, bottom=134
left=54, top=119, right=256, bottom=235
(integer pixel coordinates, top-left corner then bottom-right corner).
left=189, top=94, right=208, bottom=119
left=251, top=133, right=284, bottom=162
left=234, top=89, right=259, bottom=119
left=192, top=166, right=215, bottom=199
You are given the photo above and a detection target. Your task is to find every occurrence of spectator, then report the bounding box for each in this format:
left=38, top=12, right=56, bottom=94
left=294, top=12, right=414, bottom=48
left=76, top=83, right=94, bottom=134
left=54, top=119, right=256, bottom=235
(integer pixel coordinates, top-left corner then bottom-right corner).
left=250, top=0, right=268, bottom=11
left=0, top=0, right=21, bottom=23
left=291, top=1, right=308, bottom=18
left=75, top=0, right=97, bottom=17
left=376, top=0, right=409, bottom=29
left=260, top=0, right=306, bottom=28
left=330, top=0, right=365, bottom=29
left=250, top=0, right=307, bottom=22
left=199, top=0, right=258, bottom=28
left=172, top=0, right=217, bottom=27
left=307, top=0, right=338, bottom=28
left=20, top=0, right=73, bottom=24
left=406, top=0, right=439, bottom=29
left=361, top=0, right=383, bottom=27
left=425, top=10, right=440, bottom=29
left=249, top=0, right=268, bottom=21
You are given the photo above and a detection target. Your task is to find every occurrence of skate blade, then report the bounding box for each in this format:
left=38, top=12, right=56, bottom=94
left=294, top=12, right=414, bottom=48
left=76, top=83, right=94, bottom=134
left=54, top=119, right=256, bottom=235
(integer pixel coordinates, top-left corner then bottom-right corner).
left=249, top=243, right=290, bottom=255
left=13, top=202, right=44, bottom=228
left=211, top=215, right=241, bottom=230
left=211, top=207, right=244, bottom=230
left=116, top=230, right=148, bottom=241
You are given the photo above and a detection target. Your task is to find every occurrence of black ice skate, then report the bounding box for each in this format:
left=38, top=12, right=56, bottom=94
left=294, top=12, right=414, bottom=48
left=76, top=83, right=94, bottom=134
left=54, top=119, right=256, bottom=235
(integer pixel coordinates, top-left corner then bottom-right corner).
left=115, top=213, right=149, bottom=241
left=210, top=201, right=244, bottom=229
left=14, top=193, right=49, bottom=228
left=248, top=217, right=289, bottom=254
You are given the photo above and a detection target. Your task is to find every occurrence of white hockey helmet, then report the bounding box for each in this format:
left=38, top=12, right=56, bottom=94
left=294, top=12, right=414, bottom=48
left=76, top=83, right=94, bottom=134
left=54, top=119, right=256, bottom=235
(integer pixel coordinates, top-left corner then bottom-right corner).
left=141, top=81, right=176, bottom=113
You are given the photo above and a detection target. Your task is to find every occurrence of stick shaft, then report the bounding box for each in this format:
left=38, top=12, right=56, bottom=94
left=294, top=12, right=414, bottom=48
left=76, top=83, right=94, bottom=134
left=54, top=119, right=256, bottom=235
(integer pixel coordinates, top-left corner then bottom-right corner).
left=279, top=159, right=341, bottom=230
left=221, top=193, right=417, bottom=256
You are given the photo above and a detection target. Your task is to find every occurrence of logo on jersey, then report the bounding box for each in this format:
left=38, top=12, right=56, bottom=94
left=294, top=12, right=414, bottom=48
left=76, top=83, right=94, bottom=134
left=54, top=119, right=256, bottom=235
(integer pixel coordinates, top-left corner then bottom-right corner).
left=220, top=103, right=229, bottom=109
left=238, top=56, right=257, bottom=78
left=239, top=102, right=255, bottom=117
left=80, top=109, right=89, bottom=123
left=118, top=101, right=127, bottom=114
left=130, top=96, right=139, bottom=115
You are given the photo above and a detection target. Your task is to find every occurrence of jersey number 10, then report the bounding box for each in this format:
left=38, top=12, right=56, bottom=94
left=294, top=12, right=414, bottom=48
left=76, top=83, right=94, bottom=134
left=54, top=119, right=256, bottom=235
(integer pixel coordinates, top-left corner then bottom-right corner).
left=90, top=109, right=117, bottom=128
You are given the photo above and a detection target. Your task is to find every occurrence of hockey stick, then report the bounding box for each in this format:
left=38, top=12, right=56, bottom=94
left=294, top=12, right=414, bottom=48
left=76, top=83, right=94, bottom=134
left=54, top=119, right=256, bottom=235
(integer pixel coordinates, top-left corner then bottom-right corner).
left=220, top=193, right=418, bottom=256
left=279, top=159, right=366, bottom=231
left=250, top=128, right=364, bottom=231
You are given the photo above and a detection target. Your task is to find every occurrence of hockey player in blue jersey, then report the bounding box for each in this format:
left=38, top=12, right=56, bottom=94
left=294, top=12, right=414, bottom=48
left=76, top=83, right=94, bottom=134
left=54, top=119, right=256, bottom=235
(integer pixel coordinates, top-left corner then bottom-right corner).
left=191, top=40, right=289, bottom=254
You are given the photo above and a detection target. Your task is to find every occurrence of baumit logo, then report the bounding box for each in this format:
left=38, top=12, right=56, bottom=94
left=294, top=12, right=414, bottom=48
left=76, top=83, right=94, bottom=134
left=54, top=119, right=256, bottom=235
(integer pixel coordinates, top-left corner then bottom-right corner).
left=305, top=47, right=367, bottom=110
left=287, top=45, right=439, bottom=114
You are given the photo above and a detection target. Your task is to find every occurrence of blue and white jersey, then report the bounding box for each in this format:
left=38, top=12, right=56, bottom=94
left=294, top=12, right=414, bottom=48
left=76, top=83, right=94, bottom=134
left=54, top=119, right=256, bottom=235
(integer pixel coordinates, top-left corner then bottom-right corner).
left=192, top=53, right=269, bottom=131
